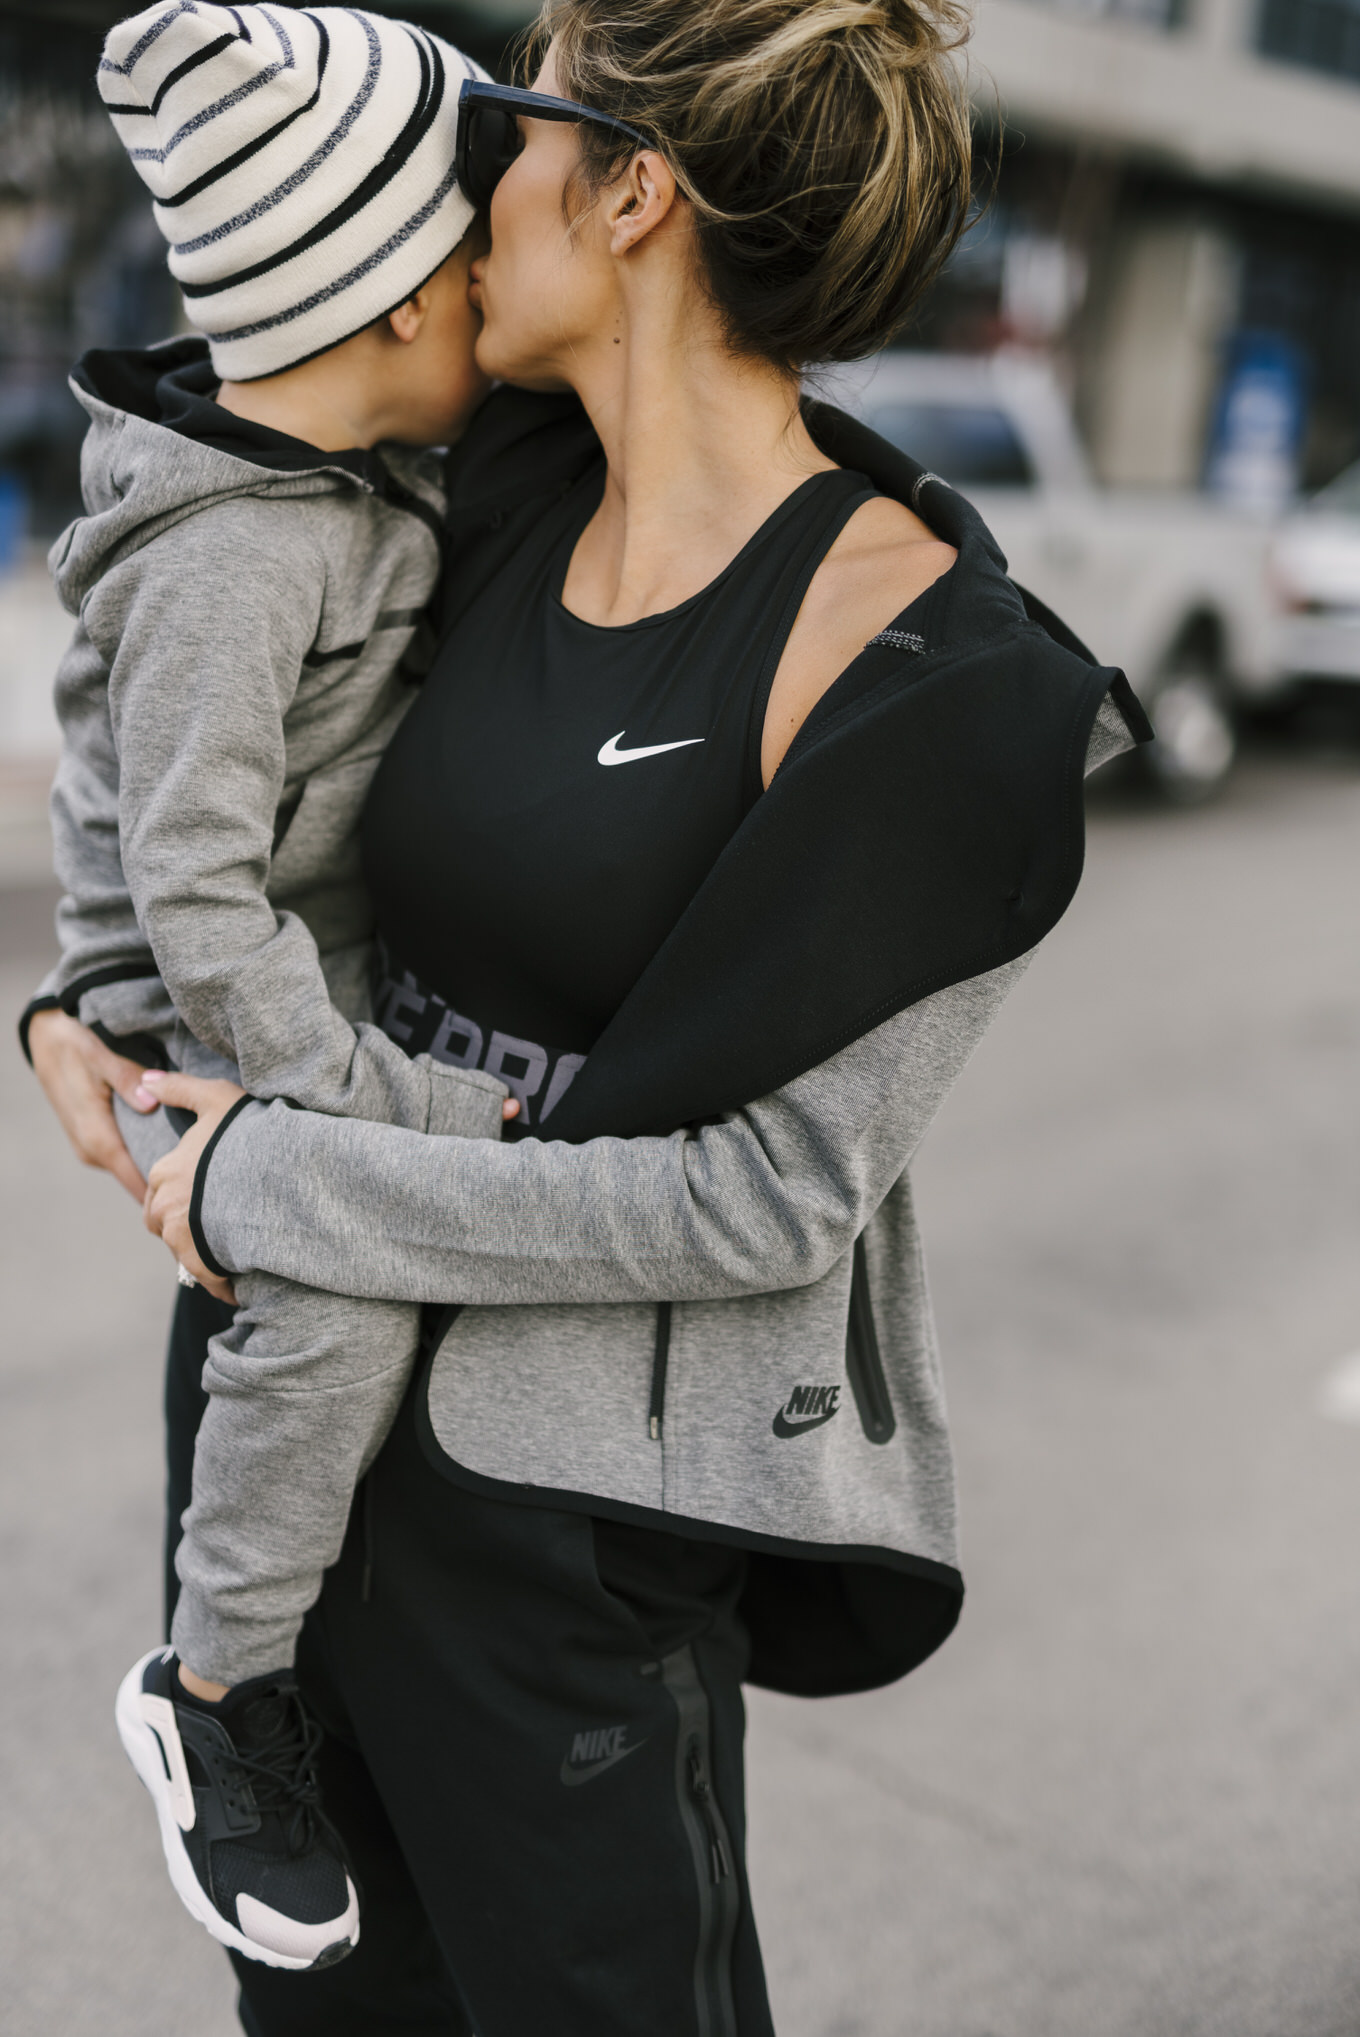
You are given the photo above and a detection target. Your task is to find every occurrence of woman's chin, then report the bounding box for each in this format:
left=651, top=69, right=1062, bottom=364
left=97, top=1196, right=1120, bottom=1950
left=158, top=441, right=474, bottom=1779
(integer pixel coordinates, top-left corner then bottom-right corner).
left=474, top=330, right=566, bottom=394
left=473, top=329, right=518, bottom=382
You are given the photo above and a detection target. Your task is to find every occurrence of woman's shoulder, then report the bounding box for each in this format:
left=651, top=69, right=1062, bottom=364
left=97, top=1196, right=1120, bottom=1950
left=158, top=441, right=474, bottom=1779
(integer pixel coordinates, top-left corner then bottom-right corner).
left=761, top=491, right=958, bottom=785
left=817, top=493, right=957, bottom=626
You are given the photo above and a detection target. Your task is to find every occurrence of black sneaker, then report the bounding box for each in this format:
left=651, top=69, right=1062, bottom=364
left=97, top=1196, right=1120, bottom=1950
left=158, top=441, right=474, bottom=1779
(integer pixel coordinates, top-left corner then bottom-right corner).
left=115, top=1646, right=360, bottom=1969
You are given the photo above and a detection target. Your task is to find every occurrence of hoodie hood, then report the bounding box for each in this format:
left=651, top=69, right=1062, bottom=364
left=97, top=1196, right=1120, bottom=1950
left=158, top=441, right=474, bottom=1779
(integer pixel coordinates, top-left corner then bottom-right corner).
left=49, top=338, right=395, bottom=614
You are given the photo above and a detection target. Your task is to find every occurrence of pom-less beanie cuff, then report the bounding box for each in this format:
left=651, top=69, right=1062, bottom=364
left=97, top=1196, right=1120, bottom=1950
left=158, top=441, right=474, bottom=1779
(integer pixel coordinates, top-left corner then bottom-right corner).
left=99, top=4, right=485, bottom=381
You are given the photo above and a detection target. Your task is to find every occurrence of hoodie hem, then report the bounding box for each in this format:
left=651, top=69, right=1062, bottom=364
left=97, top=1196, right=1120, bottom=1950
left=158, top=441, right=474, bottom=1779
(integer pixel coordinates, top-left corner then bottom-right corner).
left=411, top=1347, right=963, bottom=1698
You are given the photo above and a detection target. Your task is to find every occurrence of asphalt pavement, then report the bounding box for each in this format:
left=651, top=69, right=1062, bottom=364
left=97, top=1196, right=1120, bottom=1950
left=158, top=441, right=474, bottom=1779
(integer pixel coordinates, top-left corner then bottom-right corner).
left=2, top=747, right=1359, bottom=2037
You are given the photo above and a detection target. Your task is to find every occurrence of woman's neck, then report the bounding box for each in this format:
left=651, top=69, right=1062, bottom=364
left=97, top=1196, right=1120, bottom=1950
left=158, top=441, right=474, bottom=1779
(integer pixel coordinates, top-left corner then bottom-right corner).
left=560, top=302, right=836, bottom=627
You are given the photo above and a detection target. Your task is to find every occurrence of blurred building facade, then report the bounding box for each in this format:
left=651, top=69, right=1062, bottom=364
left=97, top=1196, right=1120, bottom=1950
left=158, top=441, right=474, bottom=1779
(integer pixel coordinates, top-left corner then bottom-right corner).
left=2, top=0, right=1359, bottom=539
left=952, top=0, right=1360, bottom=496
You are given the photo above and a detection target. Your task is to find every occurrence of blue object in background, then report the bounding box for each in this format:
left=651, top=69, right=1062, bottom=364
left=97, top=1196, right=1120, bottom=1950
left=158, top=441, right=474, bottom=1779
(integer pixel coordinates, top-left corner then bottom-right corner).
left=1206, top=333, right=1308, bottom=511
left=0, top=471, right=26, bottom=571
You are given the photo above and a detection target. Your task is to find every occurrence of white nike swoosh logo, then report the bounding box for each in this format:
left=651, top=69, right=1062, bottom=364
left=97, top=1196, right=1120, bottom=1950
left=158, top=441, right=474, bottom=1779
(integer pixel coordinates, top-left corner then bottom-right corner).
left=597, top=731, right=705, bottom=767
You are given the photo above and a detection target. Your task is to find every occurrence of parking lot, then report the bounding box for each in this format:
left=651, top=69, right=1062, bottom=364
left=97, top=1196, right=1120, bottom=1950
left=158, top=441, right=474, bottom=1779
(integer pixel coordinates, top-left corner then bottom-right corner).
left=4, top=730, right=1359, bottom=2036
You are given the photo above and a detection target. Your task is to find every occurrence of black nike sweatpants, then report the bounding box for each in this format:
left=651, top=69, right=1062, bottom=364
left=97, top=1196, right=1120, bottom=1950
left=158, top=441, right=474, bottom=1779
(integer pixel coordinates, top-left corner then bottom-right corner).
left=163, top=1289, right=775, bottom=2037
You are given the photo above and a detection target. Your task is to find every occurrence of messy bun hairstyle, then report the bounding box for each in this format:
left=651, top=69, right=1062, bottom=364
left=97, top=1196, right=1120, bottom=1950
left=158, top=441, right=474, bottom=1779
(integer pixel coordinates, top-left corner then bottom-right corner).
left=533, top=0, right=973, bottom=371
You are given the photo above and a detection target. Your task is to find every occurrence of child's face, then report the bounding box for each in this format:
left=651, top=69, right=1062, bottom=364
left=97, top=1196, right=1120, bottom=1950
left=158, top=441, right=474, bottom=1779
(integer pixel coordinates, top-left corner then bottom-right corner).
left=388, top=224, right=492, bottom=446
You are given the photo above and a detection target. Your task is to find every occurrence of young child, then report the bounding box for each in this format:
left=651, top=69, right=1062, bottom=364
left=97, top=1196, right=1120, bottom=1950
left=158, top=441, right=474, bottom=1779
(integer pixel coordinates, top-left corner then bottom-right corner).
left=26, top=4, right=507, bottom=1972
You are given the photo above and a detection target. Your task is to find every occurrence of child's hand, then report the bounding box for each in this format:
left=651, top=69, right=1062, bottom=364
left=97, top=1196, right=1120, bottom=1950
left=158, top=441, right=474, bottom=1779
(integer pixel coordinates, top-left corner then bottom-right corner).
left=140, top=1069, right=245, bottom=1304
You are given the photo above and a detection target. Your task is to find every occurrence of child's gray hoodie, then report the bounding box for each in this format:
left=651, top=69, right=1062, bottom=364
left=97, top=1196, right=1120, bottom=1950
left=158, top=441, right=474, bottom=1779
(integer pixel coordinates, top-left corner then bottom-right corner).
left=29, top=337, right=505, bottom=1146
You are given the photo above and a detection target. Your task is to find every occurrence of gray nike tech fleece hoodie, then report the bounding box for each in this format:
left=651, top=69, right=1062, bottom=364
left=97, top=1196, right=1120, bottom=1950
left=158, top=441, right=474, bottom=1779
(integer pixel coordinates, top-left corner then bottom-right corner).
left=191, top=691, right=1135, bottom=1696
left=30, top=339, right=506, bottom=1146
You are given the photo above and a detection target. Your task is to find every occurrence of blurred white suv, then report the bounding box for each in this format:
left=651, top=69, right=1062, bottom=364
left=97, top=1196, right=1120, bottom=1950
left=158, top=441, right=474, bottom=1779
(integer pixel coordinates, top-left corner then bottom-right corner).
left=812, top=351, right=1280, bottom=800
left=1268, top=464, right=1360, bottom=695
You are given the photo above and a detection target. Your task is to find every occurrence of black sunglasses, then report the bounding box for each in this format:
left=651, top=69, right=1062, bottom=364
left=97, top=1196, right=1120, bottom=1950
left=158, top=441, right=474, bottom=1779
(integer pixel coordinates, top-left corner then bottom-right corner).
left=456, top=78, right=650, bottom=213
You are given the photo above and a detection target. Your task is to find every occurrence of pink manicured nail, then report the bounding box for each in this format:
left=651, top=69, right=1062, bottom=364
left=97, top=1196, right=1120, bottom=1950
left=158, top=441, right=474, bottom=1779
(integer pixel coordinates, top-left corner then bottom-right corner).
left=134, top=1085, right=159, bottom=1109
left=142, top=1069, right=164, bottom=1084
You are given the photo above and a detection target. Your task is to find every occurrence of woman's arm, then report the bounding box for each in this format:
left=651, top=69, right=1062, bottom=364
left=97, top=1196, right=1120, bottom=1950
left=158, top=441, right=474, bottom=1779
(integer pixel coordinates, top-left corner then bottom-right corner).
left=145, top=955, right=1029, bottom=1307
left=137, top=690, right=1138, bottom=1299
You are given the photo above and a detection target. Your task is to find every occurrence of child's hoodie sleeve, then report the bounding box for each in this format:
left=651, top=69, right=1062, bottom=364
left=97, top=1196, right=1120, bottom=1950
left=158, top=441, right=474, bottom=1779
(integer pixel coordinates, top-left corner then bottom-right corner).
left=23, top=605, right=177, bottom=1062
left=75, top=499, right=505, bottom=1142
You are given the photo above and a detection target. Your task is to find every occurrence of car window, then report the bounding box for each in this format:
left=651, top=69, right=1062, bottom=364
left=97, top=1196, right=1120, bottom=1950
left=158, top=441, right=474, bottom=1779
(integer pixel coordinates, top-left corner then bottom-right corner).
left=863, top=401, right=1036, bottom=488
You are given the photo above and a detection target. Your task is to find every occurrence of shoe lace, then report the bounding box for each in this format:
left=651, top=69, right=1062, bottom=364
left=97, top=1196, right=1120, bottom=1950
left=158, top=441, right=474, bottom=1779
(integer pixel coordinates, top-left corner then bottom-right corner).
left=226, top=1693, right=326, bottom=1855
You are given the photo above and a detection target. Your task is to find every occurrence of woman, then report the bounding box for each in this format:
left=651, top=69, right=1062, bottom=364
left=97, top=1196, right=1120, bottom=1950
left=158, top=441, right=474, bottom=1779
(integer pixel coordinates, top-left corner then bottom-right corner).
left=30, top=1, right=1146, bottom=2029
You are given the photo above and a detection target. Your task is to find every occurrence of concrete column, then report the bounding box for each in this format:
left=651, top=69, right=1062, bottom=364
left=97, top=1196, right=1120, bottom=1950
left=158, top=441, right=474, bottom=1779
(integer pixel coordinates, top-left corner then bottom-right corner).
left=1082, top=218, right=1239, bottom=487
left=1191, top=0, right=1249, bottom=54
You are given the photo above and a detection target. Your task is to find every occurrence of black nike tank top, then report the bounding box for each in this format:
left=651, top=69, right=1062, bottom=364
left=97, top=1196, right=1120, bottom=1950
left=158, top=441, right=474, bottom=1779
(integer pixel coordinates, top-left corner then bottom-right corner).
left=363, top=462, right=879, bottom=1133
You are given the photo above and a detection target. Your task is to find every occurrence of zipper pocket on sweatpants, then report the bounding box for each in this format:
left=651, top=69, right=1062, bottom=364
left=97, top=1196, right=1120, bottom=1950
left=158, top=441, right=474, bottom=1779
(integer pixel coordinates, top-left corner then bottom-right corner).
left=660, top=1645, right=739, bottom=2037
left=846, top=1234, right=896, bottom=1444
left=686, top=1738, right=730, bottom=1886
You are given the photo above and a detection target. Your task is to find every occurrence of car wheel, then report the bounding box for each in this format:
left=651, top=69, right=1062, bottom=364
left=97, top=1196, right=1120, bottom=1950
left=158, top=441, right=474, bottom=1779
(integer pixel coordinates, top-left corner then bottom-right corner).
left=1141, top=662, right=1236, bottom=804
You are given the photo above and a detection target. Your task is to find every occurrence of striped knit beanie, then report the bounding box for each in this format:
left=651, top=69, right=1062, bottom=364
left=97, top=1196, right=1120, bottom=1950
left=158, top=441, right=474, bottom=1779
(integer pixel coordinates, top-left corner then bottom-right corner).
left=99, top=4, right=486, bottom=381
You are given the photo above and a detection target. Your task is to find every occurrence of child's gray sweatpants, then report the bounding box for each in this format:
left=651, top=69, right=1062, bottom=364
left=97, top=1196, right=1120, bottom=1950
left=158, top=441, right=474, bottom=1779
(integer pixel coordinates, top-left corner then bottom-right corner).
left=118, top=1094, right=427, bottom=1684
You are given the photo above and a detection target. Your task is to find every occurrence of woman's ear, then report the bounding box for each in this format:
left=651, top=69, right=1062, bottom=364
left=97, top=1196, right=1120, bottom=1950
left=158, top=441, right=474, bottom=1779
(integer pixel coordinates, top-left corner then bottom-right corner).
left=605, top=150, right=679, bottom=258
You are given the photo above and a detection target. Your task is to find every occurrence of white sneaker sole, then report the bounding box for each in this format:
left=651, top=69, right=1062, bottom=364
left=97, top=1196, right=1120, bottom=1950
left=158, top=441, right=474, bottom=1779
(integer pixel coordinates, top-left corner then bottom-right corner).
left=115, top=1648, right=360, bottom=1970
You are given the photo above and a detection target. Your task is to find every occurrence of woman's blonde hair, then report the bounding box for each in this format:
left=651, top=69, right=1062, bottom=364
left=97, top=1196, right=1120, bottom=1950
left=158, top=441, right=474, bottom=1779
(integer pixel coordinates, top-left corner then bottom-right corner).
left=531, top=0, right=973, bottom=371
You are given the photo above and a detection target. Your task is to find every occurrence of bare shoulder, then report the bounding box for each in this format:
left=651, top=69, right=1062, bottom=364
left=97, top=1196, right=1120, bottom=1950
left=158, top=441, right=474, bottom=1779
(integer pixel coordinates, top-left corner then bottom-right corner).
left=818, top=495, right=957, bottom=622
left=761, top=492, right=957, bottom=787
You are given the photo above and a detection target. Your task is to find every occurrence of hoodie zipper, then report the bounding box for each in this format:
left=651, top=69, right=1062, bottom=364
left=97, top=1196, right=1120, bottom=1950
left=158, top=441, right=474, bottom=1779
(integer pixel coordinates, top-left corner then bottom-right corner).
left=660, top=1646, right=739, bottom=2037
left=375, top=467, right=448, bottom=564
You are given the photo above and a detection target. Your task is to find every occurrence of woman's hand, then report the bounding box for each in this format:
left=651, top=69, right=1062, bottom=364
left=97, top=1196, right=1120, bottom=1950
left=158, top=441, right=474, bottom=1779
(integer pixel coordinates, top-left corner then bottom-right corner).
left=141, top=1069, right=247, bottom=1305
left=27, top=1006, right=160, bottom=1202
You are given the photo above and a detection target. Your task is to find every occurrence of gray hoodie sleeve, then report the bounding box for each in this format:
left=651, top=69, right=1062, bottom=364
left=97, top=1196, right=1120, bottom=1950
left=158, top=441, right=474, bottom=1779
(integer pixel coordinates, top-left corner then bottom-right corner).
left=80, top=504, right=504, bottom=1139
left=35, top=610, right=170, bottom=1039
left=197, top=955, right=1027, bottom=1305
left=194, top=694, right=1135, bottom=1304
